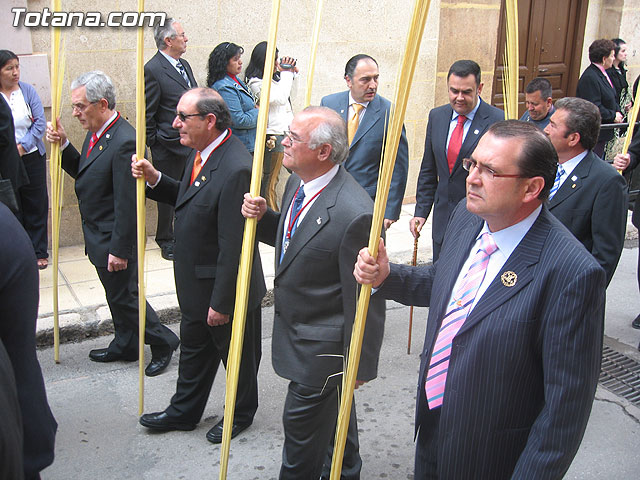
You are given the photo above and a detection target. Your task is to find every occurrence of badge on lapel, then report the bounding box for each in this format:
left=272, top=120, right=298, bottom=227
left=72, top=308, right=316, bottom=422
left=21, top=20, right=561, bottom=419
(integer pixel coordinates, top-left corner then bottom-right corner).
left=501, top=271, right=517, bottom=287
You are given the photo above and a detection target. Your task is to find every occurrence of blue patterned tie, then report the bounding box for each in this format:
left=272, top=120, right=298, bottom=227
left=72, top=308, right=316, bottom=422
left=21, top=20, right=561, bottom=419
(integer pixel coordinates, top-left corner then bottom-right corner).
left=548, top=164, right=565, bottom=200
left=280, top=185, right=305, bottom=263
left=176, top=61, right=191, bottom=87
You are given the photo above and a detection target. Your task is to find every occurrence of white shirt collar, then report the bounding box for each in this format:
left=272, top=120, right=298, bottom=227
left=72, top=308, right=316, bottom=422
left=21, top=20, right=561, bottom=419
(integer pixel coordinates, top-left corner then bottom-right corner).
left=95, top=111, right=118, bottom=137
left=479, top=204, right=542, bottom=260
left=199, top=129, right=229, bottom=167
left=558, top=149, right=588, bottom=179
left=159, top=49, right=180, bottom=67
left=348, top=92, right=370, bottom=109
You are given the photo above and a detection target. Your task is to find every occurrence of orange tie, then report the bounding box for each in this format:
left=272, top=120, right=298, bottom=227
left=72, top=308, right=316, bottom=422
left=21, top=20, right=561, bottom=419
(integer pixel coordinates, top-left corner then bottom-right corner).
left=190, top=151, right=202, bottom=184
left=348, top=103, right=364, bottom=145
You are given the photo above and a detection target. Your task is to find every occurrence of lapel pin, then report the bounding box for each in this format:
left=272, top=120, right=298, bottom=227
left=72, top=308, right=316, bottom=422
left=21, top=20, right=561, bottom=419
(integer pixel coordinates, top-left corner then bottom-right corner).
left=201, top=175, right=206, bottom=181
left=501, top=271, right=517, bottom=287
left=340, top=109, right=344, bottom=114
left=474, top=129, right=480, bottom=135
left=571, top=175, right=577, bottom=181
left=316, top=217, right=322, bottom=225
left=194, top=181, right=200, bottom=187
left=572, top=184, right=576, bottom=189
left=106, top=134, right=110, bottom=139
left=99, top=145, right=103, bottom=151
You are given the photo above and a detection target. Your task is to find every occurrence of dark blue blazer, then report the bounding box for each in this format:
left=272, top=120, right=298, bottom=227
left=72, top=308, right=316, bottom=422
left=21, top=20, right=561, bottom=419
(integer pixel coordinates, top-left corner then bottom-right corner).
left=414, top=99, right=504, bottom=245
left=321, top=91, right=409, bottom=221
left=379, top=202, right=605, bottom=479
left=548, top=150, right=627, bottom=285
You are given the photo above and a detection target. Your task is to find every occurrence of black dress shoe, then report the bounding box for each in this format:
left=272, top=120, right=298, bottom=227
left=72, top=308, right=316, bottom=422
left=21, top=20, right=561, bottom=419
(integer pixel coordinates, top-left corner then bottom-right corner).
left=139, top=411, right=196, bottom=431
left=161, top=243, right=174, bottom=261
left=632, top=314, right=640, bottom=329
left=206, top=418, right=252, bottom=444
left=145, top=347, right=176, bottom=377
left=89, top=348, right=137, bottom=363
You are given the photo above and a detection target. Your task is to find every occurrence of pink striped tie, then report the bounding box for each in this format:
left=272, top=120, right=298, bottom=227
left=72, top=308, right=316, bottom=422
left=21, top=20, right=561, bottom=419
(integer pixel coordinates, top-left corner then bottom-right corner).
left=425, top=232, right=498, bottom=409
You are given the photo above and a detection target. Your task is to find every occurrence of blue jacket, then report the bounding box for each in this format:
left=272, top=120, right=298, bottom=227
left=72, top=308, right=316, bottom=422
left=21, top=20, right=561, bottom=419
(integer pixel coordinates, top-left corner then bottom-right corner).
left=212, top=75, right=258, bottom=152
left=17, top=81, right=46, bottom=156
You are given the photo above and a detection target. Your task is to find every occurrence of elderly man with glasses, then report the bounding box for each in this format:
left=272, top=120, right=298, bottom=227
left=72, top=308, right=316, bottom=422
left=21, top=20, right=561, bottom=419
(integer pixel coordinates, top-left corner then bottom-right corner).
left=46, top=71, right=179, bottom=376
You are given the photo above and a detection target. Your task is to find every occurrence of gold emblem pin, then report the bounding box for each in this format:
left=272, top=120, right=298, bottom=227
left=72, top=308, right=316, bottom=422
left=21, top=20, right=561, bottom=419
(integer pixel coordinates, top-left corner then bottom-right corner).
left=99, top=145, right=103, bottom=150
left=572, top=184, right=576, bottom=189
left=201, top=176, right=206, bottom=181
left=501, top=271, right=517, bottom=287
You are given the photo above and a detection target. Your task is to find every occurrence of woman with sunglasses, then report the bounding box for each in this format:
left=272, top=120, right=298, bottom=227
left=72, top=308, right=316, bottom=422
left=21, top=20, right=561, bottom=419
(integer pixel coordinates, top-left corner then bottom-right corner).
left=208, top=42, right=258, bottom=154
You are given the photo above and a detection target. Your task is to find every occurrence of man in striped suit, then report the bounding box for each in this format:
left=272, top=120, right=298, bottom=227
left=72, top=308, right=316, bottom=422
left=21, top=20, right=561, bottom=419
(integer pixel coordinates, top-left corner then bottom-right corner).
left=355, top=121, right=606, bottom=479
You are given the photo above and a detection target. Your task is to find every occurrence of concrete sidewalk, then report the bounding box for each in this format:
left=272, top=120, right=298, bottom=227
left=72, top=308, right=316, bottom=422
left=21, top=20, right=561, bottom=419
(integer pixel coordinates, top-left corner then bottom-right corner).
left=35, top=203, right=434, bottom=344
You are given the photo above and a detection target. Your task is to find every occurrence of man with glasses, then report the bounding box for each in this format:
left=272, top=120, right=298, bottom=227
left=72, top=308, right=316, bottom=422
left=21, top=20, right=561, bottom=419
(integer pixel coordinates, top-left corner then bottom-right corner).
left=242, top=106, right=385, bottom=479
left=46, top=71, right=179, bottom=376
left=355, top=121, right=605, bottom=479
left=145, top=18, right=197, bottom=261
left=132, top=88, right=266, bottom=445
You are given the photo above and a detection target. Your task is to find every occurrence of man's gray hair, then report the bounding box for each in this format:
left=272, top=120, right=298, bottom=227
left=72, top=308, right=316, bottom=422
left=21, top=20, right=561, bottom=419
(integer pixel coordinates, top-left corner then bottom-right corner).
left=304, top=106, right=349, bottom=165
left=71, top=71, right=116, bottom=110
left=154, top=18, right=178, bottom=50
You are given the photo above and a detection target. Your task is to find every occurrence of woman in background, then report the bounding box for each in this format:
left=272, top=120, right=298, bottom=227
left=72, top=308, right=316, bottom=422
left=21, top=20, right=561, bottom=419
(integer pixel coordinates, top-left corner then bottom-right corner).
left=245, top=41, right=297, bottom=209
left=207, top=42, right=258, bottom=154
left=607, top=38, right=631, bottom=113
left=0, top=50, right=48, bottom=269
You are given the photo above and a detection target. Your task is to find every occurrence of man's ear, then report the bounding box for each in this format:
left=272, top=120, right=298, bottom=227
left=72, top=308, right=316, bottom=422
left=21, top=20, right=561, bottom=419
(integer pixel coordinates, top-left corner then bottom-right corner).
left=317, top=143, right=333, bottom=162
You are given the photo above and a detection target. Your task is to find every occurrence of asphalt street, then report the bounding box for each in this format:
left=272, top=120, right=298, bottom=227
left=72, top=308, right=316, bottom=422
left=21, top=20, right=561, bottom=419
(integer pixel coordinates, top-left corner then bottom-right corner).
left=38, top=248, right=640, bottom=479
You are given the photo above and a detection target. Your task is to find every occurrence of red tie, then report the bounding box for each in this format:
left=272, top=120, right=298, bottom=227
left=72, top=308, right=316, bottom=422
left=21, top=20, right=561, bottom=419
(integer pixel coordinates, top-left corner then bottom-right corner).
left=190, top=152, right=203, bottom=184
left=447, top=115, right=466, bottom=173
left=87, top=133, right=98, bottom=157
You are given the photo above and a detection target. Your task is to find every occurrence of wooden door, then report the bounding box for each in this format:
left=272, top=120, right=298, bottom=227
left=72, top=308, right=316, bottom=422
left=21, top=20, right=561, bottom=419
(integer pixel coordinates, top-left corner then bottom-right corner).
left=491, top=0, right=589, bottom=117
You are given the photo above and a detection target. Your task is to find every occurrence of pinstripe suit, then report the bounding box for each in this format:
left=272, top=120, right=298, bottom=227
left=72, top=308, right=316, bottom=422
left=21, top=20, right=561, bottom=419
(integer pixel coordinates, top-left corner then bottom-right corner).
left=378, top=201, right=606, bottom=479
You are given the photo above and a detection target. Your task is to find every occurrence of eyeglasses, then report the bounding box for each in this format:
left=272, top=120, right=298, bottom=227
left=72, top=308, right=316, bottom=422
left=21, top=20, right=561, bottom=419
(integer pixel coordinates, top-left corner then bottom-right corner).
left=71, top=101, right=98, bottom=113
left=283, top=130, right=308, bottom=145
left=175, top=111, right=206, bottom=122
left=462, top=158, right=525, bottom=179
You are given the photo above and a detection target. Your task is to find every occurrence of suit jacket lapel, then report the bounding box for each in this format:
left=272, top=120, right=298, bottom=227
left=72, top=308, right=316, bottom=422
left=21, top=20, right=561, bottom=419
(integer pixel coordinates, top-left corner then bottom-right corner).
left=276, top=168, right=345, bottom=274
left=457, top=209, right=549, bottom=336
left=434, top=106, right=453, bottom=171
left=175, top=144, right=223, bottom=208
left=78, top=118, right=120, bottom=174
left=158, top=52, right=190, bottom=89
left=548, top=152, right=592, bottom=208
left=351, top=95, right=382, bottom=147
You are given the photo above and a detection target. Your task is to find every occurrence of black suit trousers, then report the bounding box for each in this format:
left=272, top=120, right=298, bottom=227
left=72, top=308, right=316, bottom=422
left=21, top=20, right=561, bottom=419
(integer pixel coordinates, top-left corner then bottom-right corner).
left=165, top=304, right=261, bottom=425
left=150, top=143, right=189, bottom=246
left=280, top=382, right=360, bottom=480
left=95, top=262, right=179, bottom=355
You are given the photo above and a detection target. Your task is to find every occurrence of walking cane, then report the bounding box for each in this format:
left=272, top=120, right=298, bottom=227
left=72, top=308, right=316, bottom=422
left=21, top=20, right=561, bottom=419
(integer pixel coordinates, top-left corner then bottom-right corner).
left=408, top=219, right=420, bottom=354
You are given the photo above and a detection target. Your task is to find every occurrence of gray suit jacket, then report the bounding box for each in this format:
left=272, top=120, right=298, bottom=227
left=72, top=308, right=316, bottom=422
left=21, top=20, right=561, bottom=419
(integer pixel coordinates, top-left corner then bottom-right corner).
left=548, top=150, right=627, bottom=285
left=379, top=202, right=605, bottom=479
left=321, top=92, right=409, bottom=221
left=414, top=100, right=504, bottom=244
left=258, top=167, right=385, bottom=387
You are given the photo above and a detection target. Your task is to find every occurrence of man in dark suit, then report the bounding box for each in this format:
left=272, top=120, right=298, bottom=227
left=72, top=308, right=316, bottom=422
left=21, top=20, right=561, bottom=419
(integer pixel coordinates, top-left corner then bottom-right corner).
left=46, top=71, right=179, bottom=376
left=242, top=106, right=385, bottom=479
left=544, top=97, right=627, bottom=285
left=145, top=18, right=197, bottom=260
left=134, top=88, right=265, bottom=444
left=355, top=121, right=605, bottom=479
left=0, top=202, right=56, bottom=479
left=576, top=39, right=622, bottom=158
left=321, top=54, right=408, bottom=230
left=412, top=60, right=504, bottom=261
